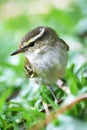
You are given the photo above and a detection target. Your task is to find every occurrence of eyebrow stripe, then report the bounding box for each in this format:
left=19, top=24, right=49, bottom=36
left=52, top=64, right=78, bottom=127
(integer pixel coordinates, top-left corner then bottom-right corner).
left=28, top=28, right=45, bottom=43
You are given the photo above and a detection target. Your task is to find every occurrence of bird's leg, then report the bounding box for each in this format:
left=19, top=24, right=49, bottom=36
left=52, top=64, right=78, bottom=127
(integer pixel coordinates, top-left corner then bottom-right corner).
left=47, top=85, right=58, bottom=104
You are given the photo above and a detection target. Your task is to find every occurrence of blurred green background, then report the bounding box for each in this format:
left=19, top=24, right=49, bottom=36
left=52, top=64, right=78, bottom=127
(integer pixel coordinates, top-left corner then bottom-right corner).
left=0, top=0, right=87, bottom=129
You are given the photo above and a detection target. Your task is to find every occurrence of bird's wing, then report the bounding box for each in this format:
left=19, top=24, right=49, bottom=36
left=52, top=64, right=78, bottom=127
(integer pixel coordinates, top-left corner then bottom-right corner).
left=24, top=57, right=38, bottom=78
left=59, top=38, right=69, bottom=51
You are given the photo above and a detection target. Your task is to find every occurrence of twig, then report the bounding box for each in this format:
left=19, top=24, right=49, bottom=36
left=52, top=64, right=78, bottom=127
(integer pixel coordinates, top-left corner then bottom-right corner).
left=56, top=79, right=71, bottom=94
left=31, top=93, right=87, bottom=130
left=42, top=101, right=50, bottom=116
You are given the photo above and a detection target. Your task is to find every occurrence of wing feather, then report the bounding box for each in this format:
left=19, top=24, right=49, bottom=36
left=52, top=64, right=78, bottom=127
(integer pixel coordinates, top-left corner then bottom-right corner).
left=24, top=57, right=38, bottom=78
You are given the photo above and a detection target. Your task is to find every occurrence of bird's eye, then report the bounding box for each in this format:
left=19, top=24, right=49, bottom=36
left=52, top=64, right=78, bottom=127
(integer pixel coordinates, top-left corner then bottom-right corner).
left=22, top=42, right=35, bottom=50
left=29, top=42, right=35, bottom=47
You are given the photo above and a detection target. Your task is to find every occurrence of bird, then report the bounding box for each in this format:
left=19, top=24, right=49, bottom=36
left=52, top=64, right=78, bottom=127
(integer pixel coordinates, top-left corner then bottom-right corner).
left=11, top=26, right=69, bottom=101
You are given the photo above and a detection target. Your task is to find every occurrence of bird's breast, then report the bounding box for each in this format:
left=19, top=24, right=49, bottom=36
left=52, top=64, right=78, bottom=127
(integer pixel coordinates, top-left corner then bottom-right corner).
left=24, top=46, right=68, bottom=83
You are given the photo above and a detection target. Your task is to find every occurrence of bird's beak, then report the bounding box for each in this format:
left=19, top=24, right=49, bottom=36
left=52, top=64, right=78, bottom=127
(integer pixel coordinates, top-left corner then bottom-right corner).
left=11, top=48, right=24, bottom=56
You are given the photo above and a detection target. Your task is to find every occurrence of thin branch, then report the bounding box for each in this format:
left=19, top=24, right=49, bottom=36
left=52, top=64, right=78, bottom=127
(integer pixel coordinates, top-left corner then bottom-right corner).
left=56, top=79, right=71, bottom=94
left=42, top=101, right=50, bottom=116
left=31, top=93, right=87, bottom=130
